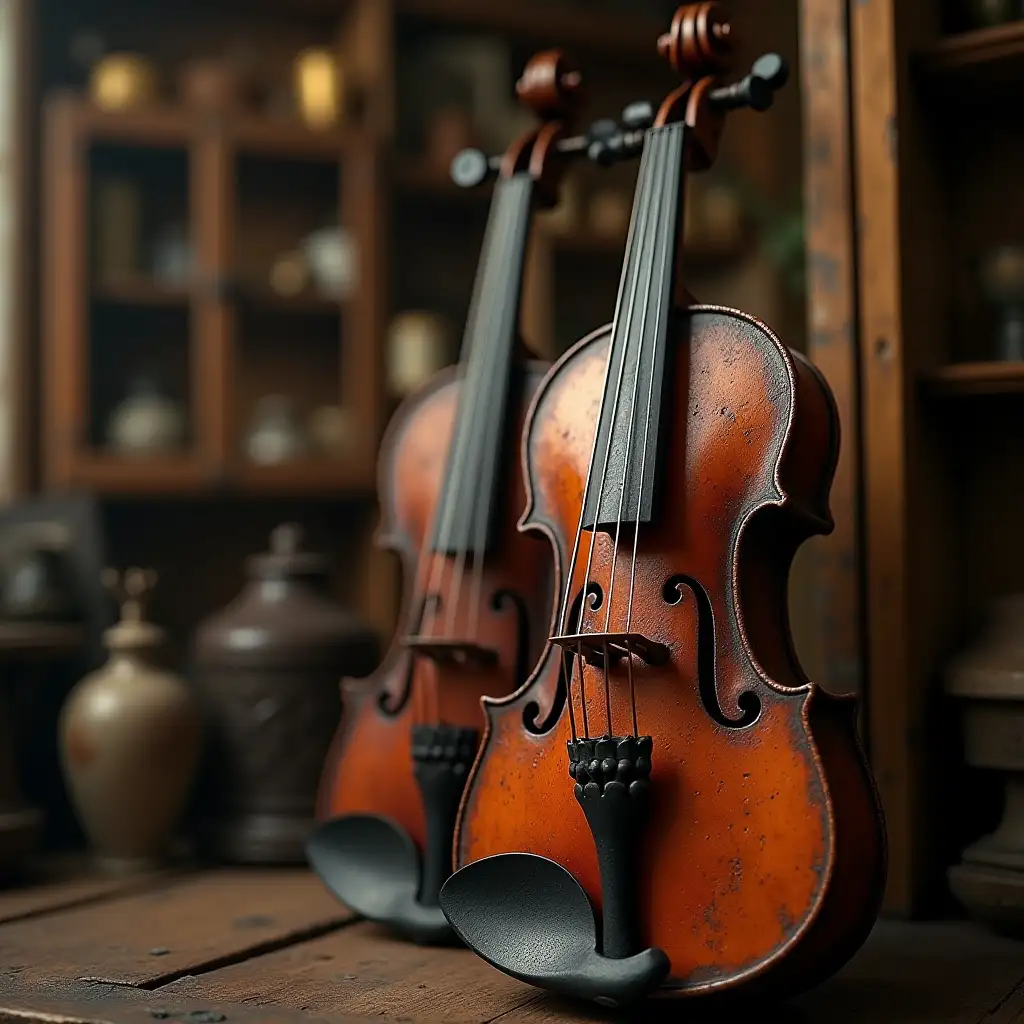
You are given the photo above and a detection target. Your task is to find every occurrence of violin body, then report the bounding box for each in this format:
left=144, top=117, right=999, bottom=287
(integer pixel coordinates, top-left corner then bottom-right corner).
left=452, top=307, right=886, bottom=996
left=315, top=361, right=553, bottom=929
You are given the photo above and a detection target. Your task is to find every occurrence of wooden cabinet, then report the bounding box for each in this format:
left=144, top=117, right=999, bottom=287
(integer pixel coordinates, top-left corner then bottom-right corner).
left=43, top=96, right=382, bottom=495
left=801, top=0, right=1024, bottom=916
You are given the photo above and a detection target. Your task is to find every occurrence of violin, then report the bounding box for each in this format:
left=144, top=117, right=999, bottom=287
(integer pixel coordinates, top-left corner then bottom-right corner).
left=309, top=52, right=643, bottom=945
left=440, top=4, right=887, bottom=1006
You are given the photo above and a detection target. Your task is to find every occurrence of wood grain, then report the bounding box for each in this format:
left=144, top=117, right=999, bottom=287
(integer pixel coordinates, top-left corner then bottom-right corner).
left=162, top=920, right=538, bottom=1024
left=0, top=859, right=174, bottom=925
left=0, top=870, right=352, bottom=987
left=0, top=977, right=364, bottom=1024
left=166, top=919, right=1024, bottom=1024
left=798, top=0, right=864, bottom=702
left=849, top=0, right=916, bottom=918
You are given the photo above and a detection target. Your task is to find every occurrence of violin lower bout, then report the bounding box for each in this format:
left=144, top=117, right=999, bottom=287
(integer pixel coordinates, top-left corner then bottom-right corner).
left=454, top=308, right=886, bottom=998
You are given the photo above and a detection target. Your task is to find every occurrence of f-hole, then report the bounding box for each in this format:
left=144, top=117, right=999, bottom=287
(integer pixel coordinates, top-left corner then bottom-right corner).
left=491, top=588, right=530, bottom=687
left=663, top=575, right=760, bottom=728
left=378, top=592, right=441, bottom=716
left=522, top=581, right=604, bottom=734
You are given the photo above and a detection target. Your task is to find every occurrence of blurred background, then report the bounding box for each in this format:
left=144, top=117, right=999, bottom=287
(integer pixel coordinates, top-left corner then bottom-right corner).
left=0, top=0, right=810, bottom=862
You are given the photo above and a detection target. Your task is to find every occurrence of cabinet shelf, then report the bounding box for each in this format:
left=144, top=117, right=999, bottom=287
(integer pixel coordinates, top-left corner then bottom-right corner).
left=234, top=459, right=374, bottom=495
left=923, top=361, right=1024, bottom=396
left=92, top=277, right=191, bottom=308
left=44, top=87, right=383, bottom=498
left=917, top=20, right=1024, bottom=96
left=56, top=454, right=208, bottom=494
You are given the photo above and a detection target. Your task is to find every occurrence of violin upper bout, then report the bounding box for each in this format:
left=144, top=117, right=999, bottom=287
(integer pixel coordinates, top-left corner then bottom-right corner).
left=776, top=347, right=841, bottom=535
left=517, top=323, right=614, bottom=541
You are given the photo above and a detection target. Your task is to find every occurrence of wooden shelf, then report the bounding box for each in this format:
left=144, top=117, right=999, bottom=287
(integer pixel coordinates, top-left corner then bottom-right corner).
left=54, top=455, right=209, bottom=494
left=92, top=278, right=191, bottom=308
left=917, top=20, right=1024, bottom=95
left=0, top=623, right=84, bottom=658
left=47, top=93, right=191, bottom=147
left=923, top=361, right=1024, bottom=395
left=47, top=93, right=366, bottom=159
left=396, top=0, right=662, bottom=59
left=229, top=117, right=368, bottom=159
left=234, top=459, right=374, bottom=495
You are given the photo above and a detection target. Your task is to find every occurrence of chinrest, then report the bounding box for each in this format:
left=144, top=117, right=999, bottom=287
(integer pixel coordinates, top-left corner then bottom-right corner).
left=440, top=852, right=669, bottom=1007
left=307, top=815, right=456, bottom=946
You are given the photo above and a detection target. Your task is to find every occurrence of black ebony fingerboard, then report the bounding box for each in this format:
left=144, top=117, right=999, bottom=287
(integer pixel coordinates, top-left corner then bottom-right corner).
left=430, top=174, right=534, bottom=557
left=581, top=123, right=687, bottom=533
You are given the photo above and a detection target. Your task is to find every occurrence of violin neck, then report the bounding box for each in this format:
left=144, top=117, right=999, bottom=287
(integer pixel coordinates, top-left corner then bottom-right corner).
left=582, top=123, right=688, bottom=533
left=430, top=173, right=535, bottom=557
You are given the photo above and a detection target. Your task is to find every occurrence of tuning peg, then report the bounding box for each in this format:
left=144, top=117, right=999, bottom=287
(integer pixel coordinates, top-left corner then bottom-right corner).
left=450, top=148, right=493, bottom=189
left=752, top=53, right=789, bottom=93
left=621, top=101, right=654, bottom=132
left=588, top=117, right=619, bottom=142
left=709, top=52, right=789, bottom=113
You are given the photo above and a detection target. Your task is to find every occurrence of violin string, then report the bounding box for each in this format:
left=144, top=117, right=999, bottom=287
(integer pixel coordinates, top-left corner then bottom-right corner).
left=440, top=185, right=515, bottom=645
left=566, top=648, right=578, bottom=742
left=626, top=124, right=684, bottom=738
left=554, top=138, right=652, bottom=742
left=466, top=178, right=533, bottom=638
left=598, top=638, right=606, bottom=737
left=573, top=132, right=662, bottom=738
left=411, top=180, right=510, bottom=724
left=600, top=129, right=671, bottom=740
left=577, top=641, right=589, bottom=738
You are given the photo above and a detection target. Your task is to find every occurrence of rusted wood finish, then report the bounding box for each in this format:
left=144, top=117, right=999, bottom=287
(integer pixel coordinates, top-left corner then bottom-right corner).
left=456, top=310, right=886, bottom=997
left=0, top=870, right=351, bottom=986
left=798, top=0, right=863, bottom=702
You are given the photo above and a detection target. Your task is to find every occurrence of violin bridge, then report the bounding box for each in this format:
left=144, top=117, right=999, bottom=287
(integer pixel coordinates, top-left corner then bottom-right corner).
left=549, top=632, right=670, bottom=668
left=403, top=636, right=500, bottom=669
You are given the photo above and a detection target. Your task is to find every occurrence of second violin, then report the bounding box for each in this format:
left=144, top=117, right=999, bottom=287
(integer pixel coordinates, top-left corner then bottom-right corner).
left=310, top=53, right=642, bottom=945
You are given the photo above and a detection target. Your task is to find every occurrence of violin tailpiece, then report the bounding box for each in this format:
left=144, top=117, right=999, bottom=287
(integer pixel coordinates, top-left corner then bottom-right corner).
left=439, top=730, right=669, bottom=1006
left=569, top=735, right=653, bottom=960
left=412, top=724, right=480, bottom=907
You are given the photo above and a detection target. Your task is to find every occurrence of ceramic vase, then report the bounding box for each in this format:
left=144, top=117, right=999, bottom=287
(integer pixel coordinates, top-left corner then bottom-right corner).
left=107, top=376, right=187, bottom=455
left=947, top=594, right=1024, bottom=934
left=59, top=568, right=201, bottom=872
left=194, top=524, right=378, bottom=863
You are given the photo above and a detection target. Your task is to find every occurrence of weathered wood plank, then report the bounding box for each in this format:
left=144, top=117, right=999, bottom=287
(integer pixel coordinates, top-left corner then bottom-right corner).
left=0, top=977, right=371, bottom=1024
left=0, top=870, right=353, bottom=987
left=799, top=0, right=864, bottom=702
left=166, top=918, right=1024, bottom=1024
left=0, top=858, right=176, bottom=925
left=162, top=920, right=538, bottom=1024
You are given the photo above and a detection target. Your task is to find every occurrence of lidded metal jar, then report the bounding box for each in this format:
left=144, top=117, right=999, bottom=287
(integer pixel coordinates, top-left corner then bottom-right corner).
left=194, top=523, right=378, bottom=863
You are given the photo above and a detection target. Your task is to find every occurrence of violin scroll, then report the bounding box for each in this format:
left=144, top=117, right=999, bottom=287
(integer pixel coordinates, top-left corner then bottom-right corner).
left=514, top=49, right=584, bottom=121
left=657, top=2, right=734, bottom=78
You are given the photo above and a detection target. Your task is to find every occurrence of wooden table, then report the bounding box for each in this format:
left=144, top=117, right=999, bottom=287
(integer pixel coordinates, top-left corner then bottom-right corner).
left=1, top=865, right=1023, bottom=1023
